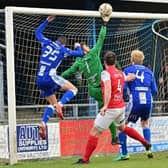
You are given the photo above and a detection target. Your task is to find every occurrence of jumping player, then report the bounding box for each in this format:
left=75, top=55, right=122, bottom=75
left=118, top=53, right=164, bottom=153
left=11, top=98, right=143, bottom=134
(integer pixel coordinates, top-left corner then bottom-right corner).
left=35, top=16, right=83, bottom=139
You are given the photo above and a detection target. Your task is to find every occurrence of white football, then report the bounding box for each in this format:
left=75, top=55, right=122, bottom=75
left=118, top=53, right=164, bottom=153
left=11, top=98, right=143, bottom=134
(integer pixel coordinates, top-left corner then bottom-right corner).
left=99, top=3, right=113, bottom=16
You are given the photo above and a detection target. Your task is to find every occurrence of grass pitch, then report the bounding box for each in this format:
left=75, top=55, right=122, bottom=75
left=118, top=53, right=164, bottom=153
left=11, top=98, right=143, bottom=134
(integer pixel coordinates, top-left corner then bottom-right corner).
left=1, top=152, right=168, bottom=168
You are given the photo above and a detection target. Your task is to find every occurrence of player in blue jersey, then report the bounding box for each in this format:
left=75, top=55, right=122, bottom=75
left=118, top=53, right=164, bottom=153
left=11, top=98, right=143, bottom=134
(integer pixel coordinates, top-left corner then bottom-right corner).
left=35, top=16, right=83, bottom=139
left=115, top=50, right=158, bottom=161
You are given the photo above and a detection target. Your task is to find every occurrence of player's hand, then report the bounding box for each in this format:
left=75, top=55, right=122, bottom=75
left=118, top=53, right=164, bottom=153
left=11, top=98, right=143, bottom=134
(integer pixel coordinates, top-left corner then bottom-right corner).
left=74, top=42, right=80, bottom=48
left=101, top=15, right=111, bottom=23
left=100, top=106, right=107, bottom=116
left=47, top=16, right=56, bottom=22
left=125, top=73, right=136, bottom=82
left=128, top=73, right=136, bottom=81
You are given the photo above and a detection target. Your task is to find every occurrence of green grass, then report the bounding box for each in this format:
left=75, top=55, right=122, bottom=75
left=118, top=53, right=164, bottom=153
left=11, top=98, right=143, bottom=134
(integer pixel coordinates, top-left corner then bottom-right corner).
left=1, top=152, right=168, bottom=168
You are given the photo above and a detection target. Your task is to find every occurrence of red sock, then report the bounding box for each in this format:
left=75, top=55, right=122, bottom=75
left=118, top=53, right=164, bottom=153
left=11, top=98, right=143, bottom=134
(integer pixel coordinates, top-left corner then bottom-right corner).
left=123, top=126, right=147, bottom=145
left=83, top=135, right=98, bottom=161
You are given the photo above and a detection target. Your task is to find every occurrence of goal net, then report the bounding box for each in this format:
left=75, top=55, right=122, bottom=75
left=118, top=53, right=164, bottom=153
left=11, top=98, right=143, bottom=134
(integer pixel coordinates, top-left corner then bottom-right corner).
left=152, top=20, right=168, bottom=114
left=1, top=7, right=168, bottom=164
left=11, top=14, right=168, bottom=118
left=8, top=15, right=156, bottom=117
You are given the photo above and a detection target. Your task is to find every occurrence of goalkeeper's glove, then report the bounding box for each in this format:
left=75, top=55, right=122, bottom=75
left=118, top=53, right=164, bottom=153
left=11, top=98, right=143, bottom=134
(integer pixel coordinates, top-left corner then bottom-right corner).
left=103, top=21, right=108, bottom=26
left=101, top=14, right=111, bottom=23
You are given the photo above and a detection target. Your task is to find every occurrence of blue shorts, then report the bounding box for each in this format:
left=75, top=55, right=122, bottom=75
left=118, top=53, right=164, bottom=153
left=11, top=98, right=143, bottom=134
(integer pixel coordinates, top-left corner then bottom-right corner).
left=126, top=101, right=152, bottom=123
left=36, top=74, right=66, bottom=97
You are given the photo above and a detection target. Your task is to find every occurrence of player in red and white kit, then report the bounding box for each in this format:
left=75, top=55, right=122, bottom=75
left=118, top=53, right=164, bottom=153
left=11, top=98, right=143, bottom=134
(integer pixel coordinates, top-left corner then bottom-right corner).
left=75, top=51, right=152, bottom=164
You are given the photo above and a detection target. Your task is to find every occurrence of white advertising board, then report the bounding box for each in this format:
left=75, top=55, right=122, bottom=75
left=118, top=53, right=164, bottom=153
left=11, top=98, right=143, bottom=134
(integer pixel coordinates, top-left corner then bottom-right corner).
left=0, top=123, right=60, bottom=160
left=127, top=116, right=168, bottom=153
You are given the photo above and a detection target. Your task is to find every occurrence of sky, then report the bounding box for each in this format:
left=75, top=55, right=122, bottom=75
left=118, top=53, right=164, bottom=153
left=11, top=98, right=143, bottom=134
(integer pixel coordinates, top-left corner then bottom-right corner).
left=0, top=0, right=168, bottom=13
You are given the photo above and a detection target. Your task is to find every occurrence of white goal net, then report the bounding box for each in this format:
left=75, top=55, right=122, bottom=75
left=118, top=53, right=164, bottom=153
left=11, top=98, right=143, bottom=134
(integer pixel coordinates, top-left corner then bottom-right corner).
left=9, top=12, right=168, bottom=119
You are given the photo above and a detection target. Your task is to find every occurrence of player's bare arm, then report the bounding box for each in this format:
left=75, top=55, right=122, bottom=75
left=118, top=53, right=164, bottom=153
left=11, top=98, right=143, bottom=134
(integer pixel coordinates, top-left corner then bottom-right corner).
left=100, top=71, right=111, bottom=116
left=124, top=73, right=136, bottom=82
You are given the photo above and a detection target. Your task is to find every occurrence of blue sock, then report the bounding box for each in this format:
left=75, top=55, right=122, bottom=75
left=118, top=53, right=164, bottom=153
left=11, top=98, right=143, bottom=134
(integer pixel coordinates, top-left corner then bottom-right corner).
left=42, top=105, right=54, bottom=123
left=60, top=90, right=76, bottom=104
left=119, top=132, right=128, bottom=155
left=143, top=127, right=151, bottom=143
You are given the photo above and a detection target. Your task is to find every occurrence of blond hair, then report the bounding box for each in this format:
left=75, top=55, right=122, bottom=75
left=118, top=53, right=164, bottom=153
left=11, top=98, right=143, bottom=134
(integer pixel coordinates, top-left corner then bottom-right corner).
left=131, top=50, right=144, bottom=64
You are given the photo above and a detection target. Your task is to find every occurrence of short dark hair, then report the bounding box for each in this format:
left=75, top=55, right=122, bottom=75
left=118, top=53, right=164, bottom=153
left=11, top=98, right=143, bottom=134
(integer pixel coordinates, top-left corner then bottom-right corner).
left=104, top=51, right=116, bottom=65
left=57, top=36, right=67, bottom=45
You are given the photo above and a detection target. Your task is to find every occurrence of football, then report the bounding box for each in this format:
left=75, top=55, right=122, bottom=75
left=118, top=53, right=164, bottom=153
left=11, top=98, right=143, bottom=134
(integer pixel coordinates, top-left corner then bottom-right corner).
left=99, top=3, right=113, bottom=17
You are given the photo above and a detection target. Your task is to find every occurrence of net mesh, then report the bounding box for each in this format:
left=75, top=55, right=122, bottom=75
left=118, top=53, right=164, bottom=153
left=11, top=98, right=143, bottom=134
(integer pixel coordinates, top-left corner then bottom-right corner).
left=12, top=15, right=155, bottom=106
left=152, top=20, right=168, bottom=115
left=0, top=11, right=6, bottom=122
left=0, top=14, right=165, bottom=120
left=0, top=13, right=167, bottom=120
left=0, top=11, right=8, bottom=162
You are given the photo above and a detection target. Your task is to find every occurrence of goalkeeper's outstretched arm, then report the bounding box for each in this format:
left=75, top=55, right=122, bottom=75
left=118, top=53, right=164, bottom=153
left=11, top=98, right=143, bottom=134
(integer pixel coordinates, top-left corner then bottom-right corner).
left=90, top=4, right=112, bottom=55
left=61, top=60, right=79, bottom=78
left=90, top=24, right=107, bottom=56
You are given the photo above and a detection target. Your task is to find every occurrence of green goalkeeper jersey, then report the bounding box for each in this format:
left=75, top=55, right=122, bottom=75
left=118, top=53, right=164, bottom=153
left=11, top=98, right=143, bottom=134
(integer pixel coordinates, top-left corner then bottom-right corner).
left=61, top=25, right=106, bottom=88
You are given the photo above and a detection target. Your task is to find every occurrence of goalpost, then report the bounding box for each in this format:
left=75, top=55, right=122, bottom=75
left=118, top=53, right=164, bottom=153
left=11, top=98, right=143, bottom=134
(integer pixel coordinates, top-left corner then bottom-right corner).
left=3, top=6, right=168, bottom=165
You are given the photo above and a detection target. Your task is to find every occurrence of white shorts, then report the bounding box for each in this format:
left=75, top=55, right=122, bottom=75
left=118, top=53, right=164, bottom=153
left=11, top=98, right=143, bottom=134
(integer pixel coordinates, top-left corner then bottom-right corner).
left=94, top=107, right=126, bottom=132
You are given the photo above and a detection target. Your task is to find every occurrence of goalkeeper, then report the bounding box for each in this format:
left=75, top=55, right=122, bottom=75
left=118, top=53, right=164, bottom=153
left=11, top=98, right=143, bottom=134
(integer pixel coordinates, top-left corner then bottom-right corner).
left=61, top=14, right=121, bottom=144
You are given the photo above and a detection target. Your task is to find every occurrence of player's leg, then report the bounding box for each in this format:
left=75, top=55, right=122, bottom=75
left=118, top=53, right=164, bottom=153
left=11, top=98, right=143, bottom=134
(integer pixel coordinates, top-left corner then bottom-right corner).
left=75, top=109, right=115, bottom=164
left=118, top=120, right=152, bottom=157
left=114, top=131, right=129, bottom=161
left=89, top=86, right=118, bottom=144
left=142, top=119, right=153, bottom=158
left=36, top=75, right=58, bottom=139
left=115, top=107, right=152, bottom=159
left=113, top=107, right=129, bottom=161
left=120, top=125, right=151, bottom=148
left=109, top=122, right=119, bottom=145
left=78, top=127, right=100, bottom=164
left=39, top=94, right=57, bottom=139
left=59, top=80, right=78, bottom=104
left=140, top=104, right=153, bottom=158
left=142, top=119, right=151, bottom=142
left=51, top=74, right=78, bottom=119
left=141, top=104, right=152, bottom=143
left=57, top=79, right=77, bottom=118
left=42, top=94, right=57, bottom=123
left=115, top=101, right=133, bottom=160
left=116, top=115, right=138, bottom=160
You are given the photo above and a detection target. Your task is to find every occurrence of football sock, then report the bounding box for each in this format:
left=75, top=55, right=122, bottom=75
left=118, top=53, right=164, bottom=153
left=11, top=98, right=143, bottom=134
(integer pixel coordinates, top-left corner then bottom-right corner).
left=60, top=90, right=76, bottom=104
left=119, top=132, right=128, bottom=155
left=109, top=122, right=117, bottom=139
left=83, top=135, right=98, bottom=161
left=143, top=127, right=151, bottom=143
left=42, top=105, right=54, bottom=123
left=123, top=126, right=147, bottom=145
